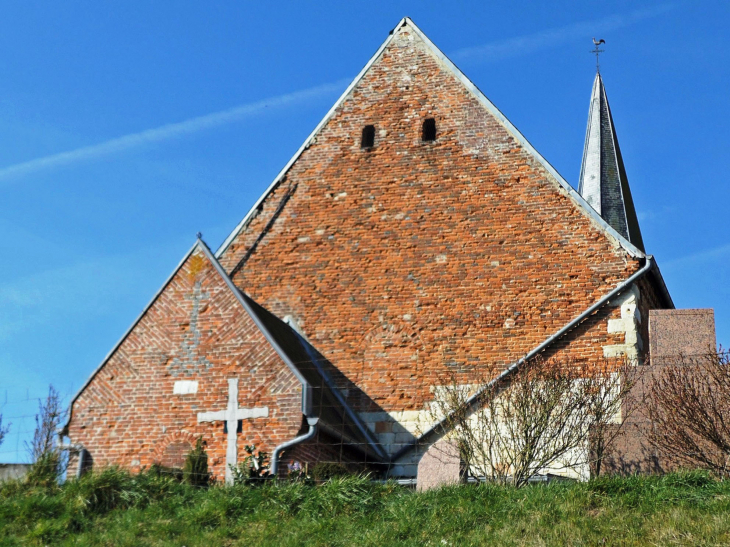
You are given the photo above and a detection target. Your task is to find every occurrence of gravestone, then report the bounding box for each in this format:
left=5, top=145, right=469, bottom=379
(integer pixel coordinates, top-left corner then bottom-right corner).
left=603, top=309, right=717, bottom=475
left=417, top=438, right=464, bottom=491
left=649, top=309, right=716, bottom=364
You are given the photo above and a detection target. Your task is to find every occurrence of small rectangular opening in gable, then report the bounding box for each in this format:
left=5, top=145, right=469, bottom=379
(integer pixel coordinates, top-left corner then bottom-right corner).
left=422, top=118, right=436, bottom=142
left=361, top=125, right=375, bottom=148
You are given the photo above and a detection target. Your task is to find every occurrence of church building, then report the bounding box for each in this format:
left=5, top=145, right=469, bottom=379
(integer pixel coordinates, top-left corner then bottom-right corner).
left=62, top=18, right=712, bottom=484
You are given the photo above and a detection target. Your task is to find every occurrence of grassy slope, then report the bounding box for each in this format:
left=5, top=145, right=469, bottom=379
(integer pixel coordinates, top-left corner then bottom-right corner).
left=2, top=470, right=729, bottom=546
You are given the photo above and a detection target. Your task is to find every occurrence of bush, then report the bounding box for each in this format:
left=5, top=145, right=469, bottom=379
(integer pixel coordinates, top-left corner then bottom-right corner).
left=25, top=451, right=62, bottom=488
left=645, top=352, right=730, bottom=476
left=149, top=463, right=184, bottom=482
left=311, top=462, right=351, bottom=482
left=183, top=437, right=209, bottom=487
left=230, top=444, right=270, bottom=485
left=63, top=466, right=140, bottom=517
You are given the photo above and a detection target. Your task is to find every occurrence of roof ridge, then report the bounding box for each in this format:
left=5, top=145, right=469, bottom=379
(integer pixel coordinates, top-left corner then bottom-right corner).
left=63, top=237, right=210, bottom=433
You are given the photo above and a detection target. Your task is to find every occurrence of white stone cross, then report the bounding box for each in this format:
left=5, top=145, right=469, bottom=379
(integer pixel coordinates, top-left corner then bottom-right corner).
left=197, top=378, right=268, bottom=485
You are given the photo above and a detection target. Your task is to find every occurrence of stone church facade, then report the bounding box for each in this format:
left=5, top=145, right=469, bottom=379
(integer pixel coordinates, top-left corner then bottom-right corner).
left=62, top=18, right=712, bottom=484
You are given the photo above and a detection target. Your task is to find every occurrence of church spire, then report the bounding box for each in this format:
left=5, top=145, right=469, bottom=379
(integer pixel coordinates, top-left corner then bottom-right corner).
left=578, top=72, right=645, bottom=252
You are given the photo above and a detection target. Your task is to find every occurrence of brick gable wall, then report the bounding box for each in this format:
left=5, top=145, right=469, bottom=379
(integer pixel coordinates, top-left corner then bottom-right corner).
left=66, top=23, right=673, bottom=479
left=217, top=27, right=647, bottom=421
left=66, top=246, right=305, bottom=482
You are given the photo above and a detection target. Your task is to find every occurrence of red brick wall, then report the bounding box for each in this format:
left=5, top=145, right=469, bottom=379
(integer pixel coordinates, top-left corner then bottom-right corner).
left=66, top=246, right=304, bottom=482
left=218, top=26, right=643, bottom=413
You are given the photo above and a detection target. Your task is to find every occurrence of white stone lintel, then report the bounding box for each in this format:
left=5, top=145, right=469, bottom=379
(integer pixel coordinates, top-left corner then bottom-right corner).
left=173, top=380, right=199, bottom=395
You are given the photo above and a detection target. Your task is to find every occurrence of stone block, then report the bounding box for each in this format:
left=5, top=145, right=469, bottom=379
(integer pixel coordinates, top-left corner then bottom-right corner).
left=0, top=464, right=31, bottom=482
left=649, top=309, right=716, bottom=365
left=378, top=432, right=396, bottom=446
left=394, top=431, right=414, bottom=443
left=607, top=318, right=628, bottom=333
left=417, top=439, right=464, bottom=491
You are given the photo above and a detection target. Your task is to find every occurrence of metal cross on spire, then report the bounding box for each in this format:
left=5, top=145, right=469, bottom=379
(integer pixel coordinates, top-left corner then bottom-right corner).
left=591, top=38, right=605, bottom=73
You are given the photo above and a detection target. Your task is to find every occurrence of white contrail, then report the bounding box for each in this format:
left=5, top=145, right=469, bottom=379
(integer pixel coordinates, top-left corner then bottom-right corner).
left=0, top=79, right=350, bottom=181
left=451, top=4, right=676, bottom=64
left=0, top=5, right=677, bottom=182
left=662, top=243, right=730, bottom=268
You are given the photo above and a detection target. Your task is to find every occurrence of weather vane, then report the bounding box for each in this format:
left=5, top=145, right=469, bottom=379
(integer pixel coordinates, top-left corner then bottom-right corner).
left=592, top=38, right=605, bottom=73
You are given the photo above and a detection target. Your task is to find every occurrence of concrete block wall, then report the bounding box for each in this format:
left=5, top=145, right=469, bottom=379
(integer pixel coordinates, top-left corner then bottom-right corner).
left=0, top=464, right=31, bottom=482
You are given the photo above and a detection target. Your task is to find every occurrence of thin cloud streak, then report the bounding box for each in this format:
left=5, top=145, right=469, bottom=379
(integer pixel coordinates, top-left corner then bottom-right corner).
left=451, top=4, right=677, bottom=64
left=0, top=79, right=350, bottom=182
left=662, top=243, right=730, bottom=269
left=0, top=6, right=677, bottom=181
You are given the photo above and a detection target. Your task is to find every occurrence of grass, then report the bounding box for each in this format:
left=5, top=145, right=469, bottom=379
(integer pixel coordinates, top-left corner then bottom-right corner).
left=1, top=469, right=730, bottom=546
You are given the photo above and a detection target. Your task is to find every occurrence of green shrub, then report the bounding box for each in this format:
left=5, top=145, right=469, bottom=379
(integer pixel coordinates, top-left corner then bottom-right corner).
left=149, top=462, right=184, bottom=482
left=183, top=437, right=209, bottom=487
left=230, top=444, right=270, bottom=485
left=63, top=466, right=140, bottom=517
left=24, top=450, right=62, bottom=488
left=311, top=462, right=351, bottom=482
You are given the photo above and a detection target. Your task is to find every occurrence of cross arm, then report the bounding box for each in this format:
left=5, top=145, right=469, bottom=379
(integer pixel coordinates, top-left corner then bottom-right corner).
left=236, top=407, right=269, bottom=420
left=197, top=410, right=227, bottom=423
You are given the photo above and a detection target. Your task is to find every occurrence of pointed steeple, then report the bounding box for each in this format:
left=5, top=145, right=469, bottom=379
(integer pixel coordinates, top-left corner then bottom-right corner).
left=578, top=73, right=645, bottom=252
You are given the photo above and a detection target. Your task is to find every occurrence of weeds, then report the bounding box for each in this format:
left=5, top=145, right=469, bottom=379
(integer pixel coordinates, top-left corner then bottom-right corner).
left=183, top=436, right=210, bottom=487
left=1, top=469, right=729, bottom=546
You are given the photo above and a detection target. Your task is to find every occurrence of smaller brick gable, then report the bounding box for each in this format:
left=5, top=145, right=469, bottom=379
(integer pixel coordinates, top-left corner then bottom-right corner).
left=64, top=239, right=384, bottom=482
left=64, top=240, right=305, bottom=481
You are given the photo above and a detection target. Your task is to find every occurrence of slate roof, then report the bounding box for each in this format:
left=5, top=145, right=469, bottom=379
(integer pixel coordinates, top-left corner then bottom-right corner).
left=579, top=72, right=645, bottom=252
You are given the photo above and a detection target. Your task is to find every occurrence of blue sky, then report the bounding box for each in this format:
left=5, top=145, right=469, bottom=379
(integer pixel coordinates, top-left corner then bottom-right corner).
left=1, top=1, right=728, bottom=462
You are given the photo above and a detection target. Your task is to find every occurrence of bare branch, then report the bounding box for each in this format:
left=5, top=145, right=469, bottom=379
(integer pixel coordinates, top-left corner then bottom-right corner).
left=26, top=385, right=65, bottom=463
left=645, top=351, right=730, bottom=477
left=0, top=415, right=9, bottom=447
left=430, top=357, right=634, bottom=487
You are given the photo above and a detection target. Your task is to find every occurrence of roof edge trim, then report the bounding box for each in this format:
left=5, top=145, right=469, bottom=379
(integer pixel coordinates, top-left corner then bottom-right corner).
left=403, top=21, right=644, bottom=258
left=647, top=256, right=674, bottom=308
left=297, top=336, right=388, bottom=461
left=62, top=239, right=205, bottom=433
left=391, top=256, right=658, bottom=462
left=196, top=241, right=312, bottom=394
left=214, top=18, right=408, bottom=259
left=215, top=17, right=644, bottom=260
